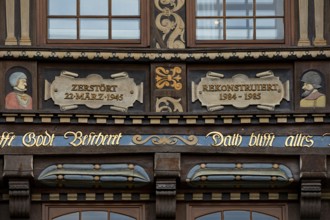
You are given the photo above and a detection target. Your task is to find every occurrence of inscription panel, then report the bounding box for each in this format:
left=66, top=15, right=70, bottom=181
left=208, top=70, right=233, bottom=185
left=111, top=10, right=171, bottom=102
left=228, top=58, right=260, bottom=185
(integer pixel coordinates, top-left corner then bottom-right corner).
left=188, top=66, right=293, bottom=113
left=39, top=64, right=148, bottom=113
left=192, top=71, right=290, bottom=111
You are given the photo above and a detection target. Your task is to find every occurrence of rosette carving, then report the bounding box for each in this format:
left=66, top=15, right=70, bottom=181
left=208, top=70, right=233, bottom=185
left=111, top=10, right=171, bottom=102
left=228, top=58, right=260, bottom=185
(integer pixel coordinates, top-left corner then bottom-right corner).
left=155, top=0, right=185, bottom=49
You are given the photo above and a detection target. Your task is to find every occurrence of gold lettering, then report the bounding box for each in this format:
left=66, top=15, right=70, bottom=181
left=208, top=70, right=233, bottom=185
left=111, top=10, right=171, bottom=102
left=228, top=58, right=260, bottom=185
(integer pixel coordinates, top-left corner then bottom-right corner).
left=249, top=133, right=275, bottom=147
left=285, top=134, right=314, bottom=147
left=206, top=132, right=241, bottom=147
left=64, top=131, right=122, bottom=147
left=22, top=131, right=55, bottom=147
left=0, top=132, right=16, bottom=148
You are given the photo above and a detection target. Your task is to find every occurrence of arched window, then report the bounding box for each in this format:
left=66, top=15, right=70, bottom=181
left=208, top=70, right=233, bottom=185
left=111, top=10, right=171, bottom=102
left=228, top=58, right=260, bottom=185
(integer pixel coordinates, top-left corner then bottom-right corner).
left=43, top=204, right=143, bottom=220
left=188, top=204, right=286, bottom=220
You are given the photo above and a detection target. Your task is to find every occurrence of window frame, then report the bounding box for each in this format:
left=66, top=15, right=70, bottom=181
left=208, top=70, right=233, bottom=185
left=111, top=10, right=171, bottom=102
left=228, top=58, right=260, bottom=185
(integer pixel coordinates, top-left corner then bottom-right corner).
left=43, top=203, right=145, bottom=220
left=187, top=0, right=294, bottom=47
left=187, top=203, right=287, bottom=220
left=37, top=0, right=150, bottom=47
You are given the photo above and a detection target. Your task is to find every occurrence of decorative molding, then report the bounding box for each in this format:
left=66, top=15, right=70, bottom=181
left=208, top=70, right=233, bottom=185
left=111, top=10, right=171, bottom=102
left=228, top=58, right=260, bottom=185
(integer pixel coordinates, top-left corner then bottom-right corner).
left=154, top=0, right=185, bottom=49
left=28, top=193, right=153, bottom=201
left=176, top=192, right=299, bottom=201
left=155, top=66, right=182, bottom=90
left=186, top=163, right=294, bottom=188
left=132, top=135, right=198, bottom=145
left=156, top=179, right=177, bottom=219
left=1, top=49, right=330, bottom=61
left=9, top=180, right=30, bottom=218
left=0, top=113, right=329, bottom=125
left=300, top=180, right=322, bottom=219
left=38, top=164, right=150, bottom=188
left=156, top=97, right=183, bottom=112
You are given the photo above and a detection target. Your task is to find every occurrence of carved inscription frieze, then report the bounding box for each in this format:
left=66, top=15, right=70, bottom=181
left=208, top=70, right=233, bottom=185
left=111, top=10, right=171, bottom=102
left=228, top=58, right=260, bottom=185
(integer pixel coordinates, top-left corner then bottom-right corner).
left=192, top=71, right=290, bottom=111
left=44, top=71, right=143, bottom=112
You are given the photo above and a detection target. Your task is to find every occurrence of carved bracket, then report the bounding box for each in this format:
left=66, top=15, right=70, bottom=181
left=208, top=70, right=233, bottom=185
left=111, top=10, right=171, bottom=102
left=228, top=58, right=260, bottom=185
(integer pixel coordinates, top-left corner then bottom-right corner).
left=156, top=179, right=177, bottom=219
left=300, top=180, right=322, bottom=220
left=9, top=180, right=30, bottom=218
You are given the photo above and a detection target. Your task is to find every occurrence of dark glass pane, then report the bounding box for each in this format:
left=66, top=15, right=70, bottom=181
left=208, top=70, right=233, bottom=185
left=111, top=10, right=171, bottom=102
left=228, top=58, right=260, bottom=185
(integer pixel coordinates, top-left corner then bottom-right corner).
left=81, top=211, right=108, bottom=220
left=53, top=212, right=79, bottom=220
left=252, top=212, right=278, bottom=220
left=224, top=211, right=250, bottom=220
left=110, top=212, right=136, bottom=220
left=196, top=212, right=221, bottom=220
left=196, top=0, right=223, bottom=16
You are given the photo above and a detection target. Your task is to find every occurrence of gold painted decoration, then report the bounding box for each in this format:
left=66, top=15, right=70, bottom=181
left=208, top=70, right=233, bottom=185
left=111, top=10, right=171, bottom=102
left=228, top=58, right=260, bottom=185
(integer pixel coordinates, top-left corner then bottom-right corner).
left=155, top=0, right=185, bottom=49
left=44, top=71, right=143, bottom=112
left=156, top=97, right=183, bottom=112
left=132, top=135, right=198, bottom=146
left=155, top=66, right=182, bottom=90
left=192, top=71, right=290, bottom=111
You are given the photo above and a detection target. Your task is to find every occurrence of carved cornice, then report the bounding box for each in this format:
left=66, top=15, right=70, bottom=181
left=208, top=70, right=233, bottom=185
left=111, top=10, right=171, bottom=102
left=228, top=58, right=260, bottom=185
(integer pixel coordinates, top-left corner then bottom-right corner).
left=1, top=49, right=330, bottom=62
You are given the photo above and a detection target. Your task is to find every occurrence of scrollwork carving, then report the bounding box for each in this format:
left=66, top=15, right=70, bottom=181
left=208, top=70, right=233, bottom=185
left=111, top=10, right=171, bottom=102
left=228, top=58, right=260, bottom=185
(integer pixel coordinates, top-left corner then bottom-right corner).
left=156, top=97, right=183, bottom=112
left=132, top=135, right=198, bottom=146
left=9, top=180, right=30, bottom=218
left=155, top=0, right=185, bottom=49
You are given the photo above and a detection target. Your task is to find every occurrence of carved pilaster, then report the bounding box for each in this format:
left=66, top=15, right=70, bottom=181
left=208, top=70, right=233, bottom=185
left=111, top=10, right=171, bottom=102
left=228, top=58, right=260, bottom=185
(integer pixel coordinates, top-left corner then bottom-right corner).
left=5, top=0, right=18, bottom=45
left=153, top=0, right=186, bottom=49
left=9, top=180, right=30, bottom=218
left=298, top=0, right=310, bottom=46
left=300, top=180, right=322, bottom=220
left=313, top=0, right=327, bottom=46
left=20, top=0, right=31, bottom=45
left=156, top=180, right=176, bottom=219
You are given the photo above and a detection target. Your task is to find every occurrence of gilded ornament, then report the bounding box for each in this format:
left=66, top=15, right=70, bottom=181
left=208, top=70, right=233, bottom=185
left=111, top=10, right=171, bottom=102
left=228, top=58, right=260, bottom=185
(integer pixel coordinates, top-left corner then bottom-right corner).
left=132, top=135, right=198, bottom=146
left=155, top=66, right=182, bottom=90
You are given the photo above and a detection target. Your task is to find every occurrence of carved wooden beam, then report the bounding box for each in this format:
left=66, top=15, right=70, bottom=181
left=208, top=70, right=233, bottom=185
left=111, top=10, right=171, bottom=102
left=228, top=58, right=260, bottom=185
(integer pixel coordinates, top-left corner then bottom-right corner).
left=156, top=179, right=176, bottom=219
left=9, top=180, right=30, bottom=218
left=300, top=180, right=322, bottom=220
left=154, top=153, right=180, bottom=219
